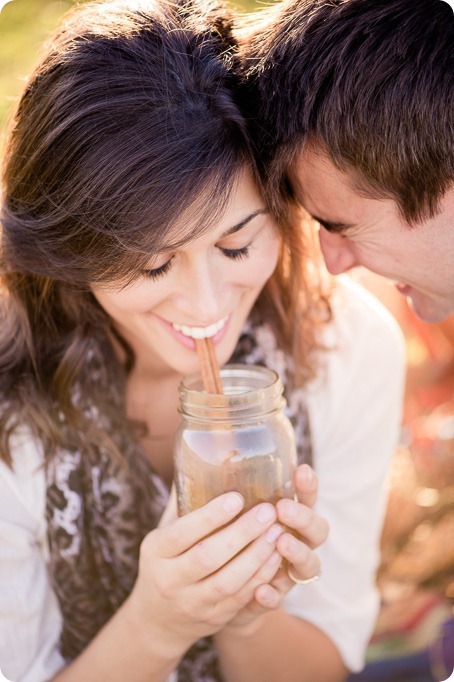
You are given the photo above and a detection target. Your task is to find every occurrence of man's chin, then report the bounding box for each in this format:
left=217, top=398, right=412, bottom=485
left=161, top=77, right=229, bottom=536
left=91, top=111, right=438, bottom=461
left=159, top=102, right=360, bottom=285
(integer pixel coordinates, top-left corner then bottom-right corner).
left=407, top=292, right=453, bottom=324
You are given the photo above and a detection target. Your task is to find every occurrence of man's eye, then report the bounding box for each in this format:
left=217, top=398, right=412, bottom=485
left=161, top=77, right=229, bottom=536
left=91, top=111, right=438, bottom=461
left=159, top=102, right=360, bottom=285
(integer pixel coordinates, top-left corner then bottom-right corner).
left=143, top=258, right=173, bottom=280
left=317, top=220, right=334, bottom=232
left=220, top=245, right=250, bottom=260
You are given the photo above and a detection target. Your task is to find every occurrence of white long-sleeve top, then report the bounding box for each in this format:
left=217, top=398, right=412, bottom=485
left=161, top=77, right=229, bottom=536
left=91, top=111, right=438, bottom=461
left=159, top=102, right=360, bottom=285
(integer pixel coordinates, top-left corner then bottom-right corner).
left=0, top=279, right=406, bottom=681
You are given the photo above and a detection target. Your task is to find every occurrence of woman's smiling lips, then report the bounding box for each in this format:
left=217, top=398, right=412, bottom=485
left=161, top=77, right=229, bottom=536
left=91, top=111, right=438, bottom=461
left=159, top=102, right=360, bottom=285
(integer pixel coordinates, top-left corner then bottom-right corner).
left=172, top=316, right=229, bottom=339
left=154, top=314, right=230, bottom=350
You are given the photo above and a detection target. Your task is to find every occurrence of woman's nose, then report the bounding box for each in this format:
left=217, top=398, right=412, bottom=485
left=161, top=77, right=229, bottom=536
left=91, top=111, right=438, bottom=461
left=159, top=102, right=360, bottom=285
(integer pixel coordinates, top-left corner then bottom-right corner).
left=178, top=261, right=224, bottom=323
left=319, top=227, right=358, bottom=275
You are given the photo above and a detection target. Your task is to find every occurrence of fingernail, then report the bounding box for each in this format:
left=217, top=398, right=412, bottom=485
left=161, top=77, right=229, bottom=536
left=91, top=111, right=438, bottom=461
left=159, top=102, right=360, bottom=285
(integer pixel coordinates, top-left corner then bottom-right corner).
left=266, top=524, right=283, bottom=544
left=286, top=535, right=297, bottom=553
left=256, top=503, right=275, bottom=523
left=222, top=493, right=243, bottom=513
left=302, top=464, right=314, bottom=483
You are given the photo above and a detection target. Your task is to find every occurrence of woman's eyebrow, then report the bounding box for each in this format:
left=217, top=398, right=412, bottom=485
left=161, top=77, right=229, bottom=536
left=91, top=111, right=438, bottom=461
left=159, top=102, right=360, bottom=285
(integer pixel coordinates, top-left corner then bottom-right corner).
left=158, top=209, right=269, bottom=254
left=220, top=209, right=268, bottom=238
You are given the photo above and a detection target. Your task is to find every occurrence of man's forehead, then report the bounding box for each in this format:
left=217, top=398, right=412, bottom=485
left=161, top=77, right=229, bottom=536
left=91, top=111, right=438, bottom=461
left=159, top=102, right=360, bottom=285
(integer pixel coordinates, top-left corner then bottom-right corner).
left=289, top=148, right=359, bottom=217
left=289, top=146, right=404, bottom=233
left=290, top=146, right=356, bottom=198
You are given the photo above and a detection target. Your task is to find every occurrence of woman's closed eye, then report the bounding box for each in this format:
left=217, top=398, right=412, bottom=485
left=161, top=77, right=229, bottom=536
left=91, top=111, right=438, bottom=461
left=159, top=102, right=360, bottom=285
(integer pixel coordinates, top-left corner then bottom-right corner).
left=219, top=244, right=250, bottom=260
left=143, top=244, right=252, bottom=280
left=144, top=258, right=173, bottom=281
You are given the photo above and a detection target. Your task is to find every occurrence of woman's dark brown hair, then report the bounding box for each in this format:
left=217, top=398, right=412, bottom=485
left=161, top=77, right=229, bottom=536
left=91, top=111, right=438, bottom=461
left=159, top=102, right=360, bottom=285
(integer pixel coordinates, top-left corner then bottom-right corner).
left=0, top=0, right=329, bottom=465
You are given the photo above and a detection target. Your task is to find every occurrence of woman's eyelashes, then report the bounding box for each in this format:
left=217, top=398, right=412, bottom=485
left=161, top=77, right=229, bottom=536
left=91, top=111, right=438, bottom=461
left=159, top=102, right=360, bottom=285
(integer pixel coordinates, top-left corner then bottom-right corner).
left=219, top=244, right=251, bottom=260
left=144, top=258, right=173, bottom=281
left=143, top=244, right=252, bottom=280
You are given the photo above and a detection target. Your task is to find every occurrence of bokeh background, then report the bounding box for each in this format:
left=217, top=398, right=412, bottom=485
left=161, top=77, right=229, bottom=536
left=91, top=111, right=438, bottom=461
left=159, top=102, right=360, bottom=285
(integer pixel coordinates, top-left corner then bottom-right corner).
left=1, top=1, right=453, bottom=680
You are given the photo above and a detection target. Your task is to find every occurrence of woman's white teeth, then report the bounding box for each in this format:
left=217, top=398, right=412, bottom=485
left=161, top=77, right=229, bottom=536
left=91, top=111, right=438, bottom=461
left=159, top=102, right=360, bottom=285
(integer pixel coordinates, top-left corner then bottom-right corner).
left=172, top=316, right=228, bottom=339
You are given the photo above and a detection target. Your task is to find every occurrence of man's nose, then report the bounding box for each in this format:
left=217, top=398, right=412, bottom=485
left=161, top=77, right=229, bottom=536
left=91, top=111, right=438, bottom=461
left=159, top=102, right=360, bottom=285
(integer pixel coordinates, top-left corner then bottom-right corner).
left=319, top=227, right=358, bottom=275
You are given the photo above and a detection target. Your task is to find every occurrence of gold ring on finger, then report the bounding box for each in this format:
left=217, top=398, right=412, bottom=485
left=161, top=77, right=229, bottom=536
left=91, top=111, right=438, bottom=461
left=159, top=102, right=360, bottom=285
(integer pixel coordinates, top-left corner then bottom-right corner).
left=286, top=565, right=321, bottom=585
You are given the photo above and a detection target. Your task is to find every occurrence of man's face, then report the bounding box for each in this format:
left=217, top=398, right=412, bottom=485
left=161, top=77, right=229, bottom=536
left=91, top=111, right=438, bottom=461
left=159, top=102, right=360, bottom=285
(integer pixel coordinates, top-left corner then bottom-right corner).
left=290, top=147, right=454, bottom=323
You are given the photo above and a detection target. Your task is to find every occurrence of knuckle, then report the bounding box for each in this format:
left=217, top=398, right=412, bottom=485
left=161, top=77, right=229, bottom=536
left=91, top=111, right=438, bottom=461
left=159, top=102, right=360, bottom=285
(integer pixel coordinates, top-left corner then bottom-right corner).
left=192, top=540, right=216, bottom=573
left=205, top=603, right=229, bottom=630
left=179, top=600, right=198, bottom=621
left=208, top=614, right=226, bottom=631
left=153, top=572, right=174, bottom=600
left=139, top=529, right=157, bottom=562
left=256, top=542, right=274, bottom=563
left=252, top=570, right=273, bottom=592
left=297, top=542, right=311, bottom=565
left=163, top=522, right=184, bottom=550
left=299, top=507, right=314, bottom=531
left=158, top=581, right=174, bottom=600
left=235, top=514, right=255, bottom=538
left=211, top=578, right=235, bottom=600
left=234, top=589, right=252, bottom=609
left=235, top=510, right=264, bottom=540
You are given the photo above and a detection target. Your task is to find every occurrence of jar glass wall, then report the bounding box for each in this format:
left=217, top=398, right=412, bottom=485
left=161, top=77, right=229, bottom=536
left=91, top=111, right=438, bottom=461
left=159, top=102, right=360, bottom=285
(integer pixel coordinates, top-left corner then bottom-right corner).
left=174, top=364, right=297, bottom=515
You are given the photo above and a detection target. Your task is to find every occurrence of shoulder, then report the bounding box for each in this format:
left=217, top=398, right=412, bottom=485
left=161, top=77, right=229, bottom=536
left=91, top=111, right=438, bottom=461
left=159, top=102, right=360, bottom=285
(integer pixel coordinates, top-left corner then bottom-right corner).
left=286, top=278, right=406, bottom=672
left=0, top=428, right=46, bottom=534
left=305, top=275, right=406, bottom=466
left=326, top=275, right=405, bottom=356
left=311, top=276, right=406, bottom=398
left=0, top=431, right=65, bottom=681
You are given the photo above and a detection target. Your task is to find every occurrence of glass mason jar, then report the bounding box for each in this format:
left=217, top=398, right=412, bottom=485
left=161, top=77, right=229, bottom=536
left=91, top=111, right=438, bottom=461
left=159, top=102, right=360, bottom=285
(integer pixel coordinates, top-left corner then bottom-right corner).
left=174, top=364, right=297, bottom=515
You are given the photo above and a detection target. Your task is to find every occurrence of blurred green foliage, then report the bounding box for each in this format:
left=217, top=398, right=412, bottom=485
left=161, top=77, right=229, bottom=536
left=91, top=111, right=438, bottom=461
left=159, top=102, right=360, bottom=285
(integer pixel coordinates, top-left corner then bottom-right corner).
left=0, top=0, right=263, bottom=143
left=0, top=0, right=72, bottom=133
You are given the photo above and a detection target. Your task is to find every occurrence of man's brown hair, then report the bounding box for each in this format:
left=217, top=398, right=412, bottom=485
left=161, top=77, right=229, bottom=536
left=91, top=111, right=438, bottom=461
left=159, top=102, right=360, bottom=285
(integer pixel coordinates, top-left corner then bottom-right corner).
left=242, top=0, right=454, bottom=223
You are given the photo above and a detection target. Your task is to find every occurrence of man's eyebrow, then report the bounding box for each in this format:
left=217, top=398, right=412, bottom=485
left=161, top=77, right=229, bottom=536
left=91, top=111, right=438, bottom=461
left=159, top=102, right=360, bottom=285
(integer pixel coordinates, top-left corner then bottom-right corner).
left=220, top=209, right=268, bottom=238
left=312, top=215, right=354, bottom=234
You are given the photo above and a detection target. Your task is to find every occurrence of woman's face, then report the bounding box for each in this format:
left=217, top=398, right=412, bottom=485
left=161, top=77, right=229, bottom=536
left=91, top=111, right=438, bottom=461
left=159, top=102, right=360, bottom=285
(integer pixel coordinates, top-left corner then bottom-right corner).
left=91, top=169, right=281, bottom=377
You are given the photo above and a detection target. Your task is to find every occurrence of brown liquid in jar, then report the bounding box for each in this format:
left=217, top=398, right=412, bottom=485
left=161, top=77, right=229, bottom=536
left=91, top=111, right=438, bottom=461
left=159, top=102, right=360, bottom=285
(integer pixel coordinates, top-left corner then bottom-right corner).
left=175, top=420, right=296, bottom=515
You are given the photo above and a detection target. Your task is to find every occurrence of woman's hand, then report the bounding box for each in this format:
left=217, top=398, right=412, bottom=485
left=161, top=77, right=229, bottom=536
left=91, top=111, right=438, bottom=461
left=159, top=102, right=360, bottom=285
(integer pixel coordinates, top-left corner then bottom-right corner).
left=275, top=463, right=328, bottom=583
left=220, top=464, right=329, bottom=632
left=126, top=492, right=284, bottom=661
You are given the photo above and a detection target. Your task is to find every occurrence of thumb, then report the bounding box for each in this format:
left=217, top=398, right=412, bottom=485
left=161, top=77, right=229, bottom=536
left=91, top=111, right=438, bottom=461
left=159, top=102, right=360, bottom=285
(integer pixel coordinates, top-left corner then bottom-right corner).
left=158, top=482, right=179, bottom=528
